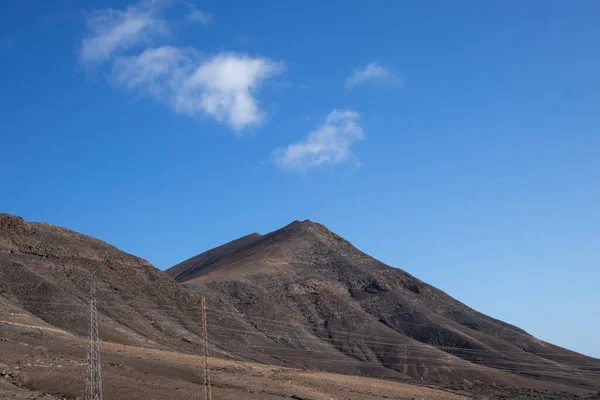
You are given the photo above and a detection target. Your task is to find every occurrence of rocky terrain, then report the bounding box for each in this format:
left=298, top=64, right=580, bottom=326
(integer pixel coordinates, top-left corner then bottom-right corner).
left=0, top=213, right=206, bottom=352
left=0, top=321, right=475, bottom=400
left=1, top=213, right=599, bottom=399
left=168, top=220, right=600, bottom=390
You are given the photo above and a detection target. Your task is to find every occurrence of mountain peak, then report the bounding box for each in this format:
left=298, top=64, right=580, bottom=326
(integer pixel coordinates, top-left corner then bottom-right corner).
left=289, top=218, right=316, bottom=226
left=165, top=218, right=600, bottom=391
left=167, top=219, right=347, bottom=283
left=270, top=219, right=338, bottom=243
left=283, top=219, right=329, bottom=232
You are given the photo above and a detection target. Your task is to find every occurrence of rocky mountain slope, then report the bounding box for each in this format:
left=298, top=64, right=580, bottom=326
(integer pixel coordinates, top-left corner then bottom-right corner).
left=168, top=219, right=600, bottom=389
left=0, top=213, right=205, bottom=352
left=1, top=213, right=599, bottom=398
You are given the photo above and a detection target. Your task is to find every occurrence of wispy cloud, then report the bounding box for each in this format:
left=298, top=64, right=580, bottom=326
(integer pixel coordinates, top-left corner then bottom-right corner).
left=81, top=1, right=284, bottom=132
left=80, top=0, right=168, bottom=64
left=112, top=48, right=284, bottom=131
left=187, top=8, right=213, bottom=25
left=273, top=110, right=364, bottom=172
left=111, top=45, right=190, bottom=97
left=346, top=62, right=401, bottom=89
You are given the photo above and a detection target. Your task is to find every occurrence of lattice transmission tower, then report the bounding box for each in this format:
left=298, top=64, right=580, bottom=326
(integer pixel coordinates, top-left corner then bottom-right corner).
left=85, top=275, right=103, bottom=400
left=200, top=296, right=212, bottom=400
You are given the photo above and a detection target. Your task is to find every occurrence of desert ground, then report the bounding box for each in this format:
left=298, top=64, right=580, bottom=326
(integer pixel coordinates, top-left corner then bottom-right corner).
left=1, top=319, right=472, bottom=400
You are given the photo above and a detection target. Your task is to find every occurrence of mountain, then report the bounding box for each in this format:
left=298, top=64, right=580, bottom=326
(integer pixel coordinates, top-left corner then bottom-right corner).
left=167, top=219, right=600, bottom=389
left=3, top=213, right=474, bottom=400
left=1, top=213, right=599, bottom=399
left=0, top=213, right=205, bottom=352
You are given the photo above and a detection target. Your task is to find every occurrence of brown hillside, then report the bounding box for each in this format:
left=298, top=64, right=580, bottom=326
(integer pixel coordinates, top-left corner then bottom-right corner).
left=0, top=213, right=205, bottom=351
left=1, top=213, right=599, bottom=398
left=167, top=219, right=600, bottom=389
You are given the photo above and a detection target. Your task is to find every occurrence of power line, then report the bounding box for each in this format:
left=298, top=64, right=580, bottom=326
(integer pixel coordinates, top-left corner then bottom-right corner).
left=3, top=265, right=597, bottom=388
left=3, top=312, right=596, bottom=379
left=201, top=325, right=600, bottom=373
left=3, top=295, right=589, bottom=364
left=1, top=319, right=597, bottom=382
left=5, top=297, right=600, bottom=362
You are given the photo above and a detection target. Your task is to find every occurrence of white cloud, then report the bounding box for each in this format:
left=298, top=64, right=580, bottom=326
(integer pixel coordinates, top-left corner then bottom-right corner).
left=80, top=0, right=168, bottom=63
left=112, top=48, right=284, bottom=131
left=111, top=46, right=191, bottom=97
left=187, top=8, right=213, bottom=25
left=81, top=1, right=282, bottom=132
left=177, top=53, right=284, bottom=130
left=345, top=62, right=401, bottom=89
left=273, top=110, right=364, bottom=172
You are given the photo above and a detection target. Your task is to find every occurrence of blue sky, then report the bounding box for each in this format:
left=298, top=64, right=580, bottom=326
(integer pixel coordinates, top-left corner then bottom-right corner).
left=1, top=0, right=599, bottom=357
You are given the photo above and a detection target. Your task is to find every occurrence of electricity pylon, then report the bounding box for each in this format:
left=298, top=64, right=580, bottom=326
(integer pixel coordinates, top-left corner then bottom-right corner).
left=200, top=296, right=212, bottom=400
left=85, top=275, right=103, bottom=400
